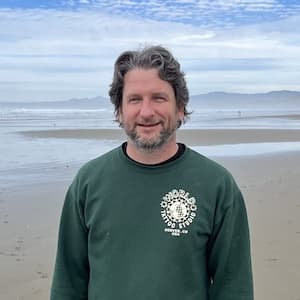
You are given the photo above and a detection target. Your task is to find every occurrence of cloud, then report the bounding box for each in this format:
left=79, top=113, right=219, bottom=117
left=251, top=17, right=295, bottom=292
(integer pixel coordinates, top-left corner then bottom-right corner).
left=74, top=0, right=300, bottom=27
left=0, top=6, right=299, bottom=101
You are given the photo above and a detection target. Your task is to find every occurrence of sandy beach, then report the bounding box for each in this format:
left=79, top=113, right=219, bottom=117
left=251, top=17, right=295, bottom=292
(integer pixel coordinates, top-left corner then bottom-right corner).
left=1, top=128, right=300, bottom=299
left=21, top=128, right=300, bottom=145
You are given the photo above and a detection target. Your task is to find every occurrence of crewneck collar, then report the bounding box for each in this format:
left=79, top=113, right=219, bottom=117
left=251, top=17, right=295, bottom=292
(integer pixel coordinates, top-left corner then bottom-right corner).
left=121, top=142, right=186, bottom=167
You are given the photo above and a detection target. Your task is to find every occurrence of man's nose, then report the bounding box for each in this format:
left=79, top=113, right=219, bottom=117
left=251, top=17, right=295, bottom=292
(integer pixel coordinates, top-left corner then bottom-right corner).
left=139, top=99, right=154, bottom=118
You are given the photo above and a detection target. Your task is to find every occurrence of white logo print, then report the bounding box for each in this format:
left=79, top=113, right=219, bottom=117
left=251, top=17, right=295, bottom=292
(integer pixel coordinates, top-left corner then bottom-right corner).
left=160, top=189, right=197, bottom=236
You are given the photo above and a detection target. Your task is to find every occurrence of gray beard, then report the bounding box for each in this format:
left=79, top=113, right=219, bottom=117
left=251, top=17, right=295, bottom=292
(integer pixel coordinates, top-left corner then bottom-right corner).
left=123, top=124, right=177, bottom=153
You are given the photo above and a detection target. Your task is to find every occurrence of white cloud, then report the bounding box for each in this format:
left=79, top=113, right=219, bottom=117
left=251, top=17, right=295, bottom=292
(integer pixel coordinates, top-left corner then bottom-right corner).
left=0, top=7, right=299, bottom=102
left=78, top=0, right=300, bottom=27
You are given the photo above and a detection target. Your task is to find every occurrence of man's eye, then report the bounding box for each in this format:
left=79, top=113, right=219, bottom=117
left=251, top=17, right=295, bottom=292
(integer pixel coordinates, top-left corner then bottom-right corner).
left=154, top=96, right=166, bottom=102
left=128, top=98, right=141, bottom=103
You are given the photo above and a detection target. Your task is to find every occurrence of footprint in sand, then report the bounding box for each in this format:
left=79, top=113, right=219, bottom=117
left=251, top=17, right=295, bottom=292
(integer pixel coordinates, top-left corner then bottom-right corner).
left=11, top=237, right=25, bottom=261
left=36, top=271, right=49, bottom=279
left=267, top=258, right=280, bottom=262
left=15, top=237, right=24, bottom=250
left=3, top=213, right=8, bottom=223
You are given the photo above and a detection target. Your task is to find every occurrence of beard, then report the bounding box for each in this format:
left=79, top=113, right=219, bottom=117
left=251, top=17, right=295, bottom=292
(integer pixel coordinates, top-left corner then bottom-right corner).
left=122, top=119, right=179, bottom=152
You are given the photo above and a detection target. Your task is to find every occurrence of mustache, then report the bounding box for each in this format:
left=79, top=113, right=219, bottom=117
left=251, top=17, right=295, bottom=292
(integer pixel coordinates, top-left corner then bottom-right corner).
left=119, top=119, right=182, bottom=129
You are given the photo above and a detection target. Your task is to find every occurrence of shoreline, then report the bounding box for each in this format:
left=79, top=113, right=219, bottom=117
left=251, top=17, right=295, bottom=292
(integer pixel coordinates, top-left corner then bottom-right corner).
left=20, top=128, right=300, bottom=146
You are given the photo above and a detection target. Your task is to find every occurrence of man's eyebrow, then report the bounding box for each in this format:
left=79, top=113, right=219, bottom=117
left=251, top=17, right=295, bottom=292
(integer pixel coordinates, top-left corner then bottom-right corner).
left=125, top=93, right=141, bottom=98
left=152, top=92, right=169, bottom=98
left=125, top=92, right=169, bottom=98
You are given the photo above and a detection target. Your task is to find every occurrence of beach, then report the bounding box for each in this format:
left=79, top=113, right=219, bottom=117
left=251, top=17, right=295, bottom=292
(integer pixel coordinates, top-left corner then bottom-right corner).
left=21, top=128, right=300, bottom=145
left=1, top=128, right=300, bottom=299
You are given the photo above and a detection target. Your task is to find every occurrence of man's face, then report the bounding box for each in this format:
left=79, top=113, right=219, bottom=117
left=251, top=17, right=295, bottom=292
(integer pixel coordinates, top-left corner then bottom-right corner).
left=119, top=68, right=184, bottom=152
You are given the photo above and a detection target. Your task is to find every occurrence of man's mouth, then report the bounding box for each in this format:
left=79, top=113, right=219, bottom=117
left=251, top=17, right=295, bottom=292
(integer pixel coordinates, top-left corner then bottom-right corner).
left=137, top=122, right=161, bottom=128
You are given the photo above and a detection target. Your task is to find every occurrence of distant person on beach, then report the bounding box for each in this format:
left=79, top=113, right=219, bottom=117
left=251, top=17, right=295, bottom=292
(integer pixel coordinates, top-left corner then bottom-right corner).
left=50, top=45, right=253, bottom=300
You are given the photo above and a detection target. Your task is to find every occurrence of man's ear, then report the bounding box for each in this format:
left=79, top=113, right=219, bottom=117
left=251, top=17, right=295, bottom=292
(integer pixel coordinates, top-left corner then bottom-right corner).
left=178, top=106, right=184, bottom=121
left=117, top=110, right=122, bottom=122
left=117, top=109, right=123, bottom=127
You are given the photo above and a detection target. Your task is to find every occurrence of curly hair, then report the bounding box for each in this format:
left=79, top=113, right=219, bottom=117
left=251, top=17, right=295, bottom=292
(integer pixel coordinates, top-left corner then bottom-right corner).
left=108, top=45, right=190, bottom=125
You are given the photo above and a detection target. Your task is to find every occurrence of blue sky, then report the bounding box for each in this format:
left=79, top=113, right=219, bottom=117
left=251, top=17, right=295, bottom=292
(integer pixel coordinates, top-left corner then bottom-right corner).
left=0, top=0, right=300, bottom=102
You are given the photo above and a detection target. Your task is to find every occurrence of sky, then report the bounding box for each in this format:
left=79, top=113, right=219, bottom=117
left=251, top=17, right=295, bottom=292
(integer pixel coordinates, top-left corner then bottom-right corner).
left=0, top=0, right=300, bottom=102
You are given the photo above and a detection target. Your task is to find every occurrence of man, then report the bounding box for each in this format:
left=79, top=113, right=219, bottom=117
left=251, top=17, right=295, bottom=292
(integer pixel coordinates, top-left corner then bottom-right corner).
left=51, top=45, right=253, bottom=300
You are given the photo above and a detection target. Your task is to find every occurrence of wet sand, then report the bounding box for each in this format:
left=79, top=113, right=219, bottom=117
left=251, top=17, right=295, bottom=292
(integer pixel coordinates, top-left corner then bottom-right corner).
left=21, top=128, right=300, bottom=145
left=1, top=128, right=300, bottom=299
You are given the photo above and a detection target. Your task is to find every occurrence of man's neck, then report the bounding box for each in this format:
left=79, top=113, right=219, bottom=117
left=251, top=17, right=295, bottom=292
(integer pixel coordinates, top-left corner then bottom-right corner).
left=126, top=139, right=179, bottom=165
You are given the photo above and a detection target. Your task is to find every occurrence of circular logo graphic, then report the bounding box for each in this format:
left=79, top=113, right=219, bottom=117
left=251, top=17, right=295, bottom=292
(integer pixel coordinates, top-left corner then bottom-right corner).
left=160, top=189, right=197, bottom=236
left=167, top=198, right=190, bottom=223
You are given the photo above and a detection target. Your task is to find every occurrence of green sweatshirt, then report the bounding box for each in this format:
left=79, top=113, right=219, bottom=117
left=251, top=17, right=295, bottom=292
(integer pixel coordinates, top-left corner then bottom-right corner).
left=51, top=146, right=253, bottom=300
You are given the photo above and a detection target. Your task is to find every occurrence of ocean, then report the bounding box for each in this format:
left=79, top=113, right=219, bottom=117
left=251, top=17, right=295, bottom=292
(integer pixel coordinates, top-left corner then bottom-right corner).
left=1, top=104, right=300, bottom=188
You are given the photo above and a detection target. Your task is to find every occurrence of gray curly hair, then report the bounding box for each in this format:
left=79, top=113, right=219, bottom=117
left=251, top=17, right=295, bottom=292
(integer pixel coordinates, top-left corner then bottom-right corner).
left=108, top=45, right=190, bottom=125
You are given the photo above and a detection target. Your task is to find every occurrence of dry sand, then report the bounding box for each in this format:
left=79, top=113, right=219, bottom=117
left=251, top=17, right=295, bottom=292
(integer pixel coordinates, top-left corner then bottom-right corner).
left=0, top=181, right=68, bottom=300
left=219, top=153, right=300, bottom=300
left=1, top=128, right=300, bottom=299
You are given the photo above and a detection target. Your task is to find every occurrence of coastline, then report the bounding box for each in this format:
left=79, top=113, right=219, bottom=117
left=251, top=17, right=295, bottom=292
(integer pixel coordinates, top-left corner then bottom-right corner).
left=20, top=128, right=300, bottom=145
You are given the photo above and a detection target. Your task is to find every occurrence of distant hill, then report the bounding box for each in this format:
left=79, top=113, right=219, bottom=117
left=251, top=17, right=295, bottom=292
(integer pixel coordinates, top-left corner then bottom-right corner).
left=189, top=91, right=300, bottom=110
left=1, top=91, right=300, bottom=110
left=0, top=96, right=111, bottom=109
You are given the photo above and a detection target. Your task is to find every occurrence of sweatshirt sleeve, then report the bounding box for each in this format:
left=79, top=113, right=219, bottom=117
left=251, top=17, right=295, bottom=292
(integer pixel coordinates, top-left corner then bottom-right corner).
left=50, top=174, right=89, bottom=300
left=207, top=179, right=254, bottom=300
